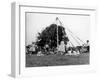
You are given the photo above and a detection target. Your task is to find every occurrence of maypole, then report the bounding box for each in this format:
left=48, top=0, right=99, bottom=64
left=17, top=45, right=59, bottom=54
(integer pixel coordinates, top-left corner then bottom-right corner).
left=56, top=17, right=59, bottom=52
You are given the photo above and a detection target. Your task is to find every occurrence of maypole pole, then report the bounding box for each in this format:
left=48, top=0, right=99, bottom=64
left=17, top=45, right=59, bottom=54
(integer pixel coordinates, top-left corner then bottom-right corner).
left=56, top=17, right=59, bottom=52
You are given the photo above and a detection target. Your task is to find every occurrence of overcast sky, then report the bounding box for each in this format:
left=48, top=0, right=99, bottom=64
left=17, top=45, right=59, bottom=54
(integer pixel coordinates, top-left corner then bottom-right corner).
left=26, top=13, right=90, bottom=46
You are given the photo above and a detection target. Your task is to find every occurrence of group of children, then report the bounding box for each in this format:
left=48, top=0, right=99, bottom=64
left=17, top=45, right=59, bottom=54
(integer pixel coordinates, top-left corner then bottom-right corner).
left=26, top=40, right=89, bottom=56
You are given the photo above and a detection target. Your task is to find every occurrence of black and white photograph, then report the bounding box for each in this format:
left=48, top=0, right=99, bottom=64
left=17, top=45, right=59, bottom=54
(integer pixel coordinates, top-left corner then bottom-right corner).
left=25, top=12, right=90, bottom=67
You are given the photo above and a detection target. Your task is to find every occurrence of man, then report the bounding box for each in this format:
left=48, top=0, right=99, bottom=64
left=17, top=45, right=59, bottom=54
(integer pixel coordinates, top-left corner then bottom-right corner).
left=86, top=40, right=90, bottom=52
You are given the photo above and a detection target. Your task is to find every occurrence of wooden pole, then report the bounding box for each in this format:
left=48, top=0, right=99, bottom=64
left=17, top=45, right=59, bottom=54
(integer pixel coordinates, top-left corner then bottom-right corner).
left=56, top=17, right=59, bottom=52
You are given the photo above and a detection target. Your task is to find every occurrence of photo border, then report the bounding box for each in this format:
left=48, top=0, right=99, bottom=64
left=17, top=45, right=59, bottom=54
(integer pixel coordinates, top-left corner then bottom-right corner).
left=11, top=2, right=96, bottom=78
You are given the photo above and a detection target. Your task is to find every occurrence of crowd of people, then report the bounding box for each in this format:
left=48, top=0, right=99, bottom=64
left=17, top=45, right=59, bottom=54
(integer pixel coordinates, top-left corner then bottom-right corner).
left=26, top=40, right=90, bottom=56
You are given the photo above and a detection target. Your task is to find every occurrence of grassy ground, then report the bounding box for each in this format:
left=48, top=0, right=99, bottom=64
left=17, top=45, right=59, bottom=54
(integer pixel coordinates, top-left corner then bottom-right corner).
left=26, top=53, right=89, bottom=67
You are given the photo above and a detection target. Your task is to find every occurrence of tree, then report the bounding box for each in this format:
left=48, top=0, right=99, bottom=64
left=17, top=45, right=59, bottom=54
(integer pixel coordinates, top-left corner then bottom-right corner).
left=35, top=24, right=69, bottom=50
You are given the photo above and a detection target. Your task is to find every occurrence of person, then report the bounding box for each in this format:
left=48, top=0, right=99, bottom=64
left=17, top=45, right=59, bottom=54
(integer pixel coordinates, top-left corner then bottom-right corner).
left=29, top=43, right=36, bottom=54
left=75, top=49, right=80, bottom=55
left=65, top=41, right=71, bottom=53
left=44, top=44, right=50, bottom=55
left=86, top=40, right=90, bottom=52
left=68, top=48, right=72, bottom=55
left=58, top=40, right=65, bottom=53
left=37, top=50, right=44, bottom=56
left=45, top=44, right=49, bottom=51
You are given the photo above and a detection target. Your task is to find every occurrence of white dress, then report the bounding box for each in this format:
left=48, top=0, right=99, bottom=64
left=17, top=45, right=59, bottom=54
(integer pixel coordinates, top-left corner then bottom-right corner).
left=58, top=41, right=65, bottom=52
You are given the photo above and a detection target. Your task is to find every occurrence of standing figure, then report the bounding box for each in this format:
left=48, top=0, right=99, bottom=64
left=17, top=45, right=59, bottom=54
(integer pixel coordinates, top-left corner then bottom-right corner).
left=29, top=43, right=36, bottom=55
left=58, top=41, right=65, bottom=53
left=86, top=40, right=90, bottom=52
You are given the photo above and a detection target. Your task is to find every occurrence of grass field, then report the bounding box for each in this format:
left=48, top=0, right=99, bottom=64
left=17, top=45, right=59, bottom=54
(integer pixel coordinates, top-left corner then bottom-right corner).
left=26, top=53, right=89, bottom=67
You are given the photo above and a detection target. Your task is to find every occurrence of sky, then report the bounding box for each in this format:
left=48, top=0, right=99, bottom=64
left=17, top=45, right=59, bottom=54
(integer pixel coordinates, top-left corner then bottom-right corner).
left=26, top=12, right=90, bottom=46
